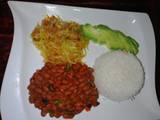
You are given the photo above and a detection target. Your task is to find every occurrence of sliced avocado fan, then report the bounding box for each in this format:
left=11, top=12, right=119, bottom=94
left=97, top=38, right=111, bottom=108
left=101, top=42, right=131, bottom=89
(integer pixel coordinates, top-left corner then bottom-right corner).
left=81, top=24, right=139, bottom=55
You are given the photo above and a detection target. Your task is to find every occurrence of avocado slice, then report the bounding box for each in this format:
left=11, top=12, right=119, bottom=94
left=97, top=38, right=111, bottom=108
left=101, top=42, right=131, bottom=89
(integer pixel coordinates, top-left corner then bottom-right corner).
left=81, top=24, right=139, bottom=55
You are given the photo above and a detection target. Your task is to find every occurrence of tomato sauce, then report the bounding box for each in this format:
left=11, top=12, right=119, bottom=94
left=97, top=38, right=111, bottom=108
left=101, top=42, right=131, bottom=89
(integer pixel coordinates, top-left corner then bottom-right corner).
left=28, top=63, right=99, bottom=119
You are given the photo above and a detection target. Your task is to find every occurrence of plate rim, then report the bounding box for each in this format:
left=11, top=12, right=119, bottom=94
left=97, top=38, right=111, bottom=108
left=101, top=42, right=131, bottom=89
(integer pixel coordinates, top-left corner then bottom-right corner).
left=1, top=1, right=159, bottom=120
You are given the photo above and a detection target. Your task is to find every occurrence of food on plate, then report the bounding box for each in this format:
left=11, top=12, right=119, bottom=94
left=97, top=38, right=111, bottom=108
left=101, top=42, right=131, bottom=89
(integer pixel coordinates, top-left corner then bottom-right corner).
left=29, top=15, right=144, bottom=120
left=28, top=63, right=99, bottom=119
left=81, top=24, right=139, bottom=55
left=94, top=51, right=144, bottom=101
left=31, top=15, right=89, bottom=64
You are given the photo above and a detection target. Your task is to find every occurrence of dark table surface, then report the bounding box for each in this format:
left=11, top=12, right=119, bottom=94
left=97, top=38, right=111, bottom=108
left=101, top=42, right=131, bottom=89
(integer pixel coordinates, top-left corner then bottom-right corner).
left=0, top=0, right=160, bottom=120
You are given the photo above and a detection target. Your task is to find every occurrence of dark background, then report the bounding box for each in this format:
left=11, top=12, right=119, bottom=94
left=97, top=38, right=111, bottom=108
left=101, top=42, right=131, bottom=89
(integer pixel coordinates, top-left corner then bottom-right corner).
left=0, top=0, right=160, bottom=120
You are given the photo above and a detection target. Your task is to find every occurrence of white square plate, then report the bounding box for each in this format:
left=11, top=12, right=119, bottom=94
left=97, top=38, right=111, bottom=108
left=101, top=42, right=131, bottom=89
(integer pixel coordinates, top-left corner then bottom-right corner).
left=1, top=1, right=160, bottom=120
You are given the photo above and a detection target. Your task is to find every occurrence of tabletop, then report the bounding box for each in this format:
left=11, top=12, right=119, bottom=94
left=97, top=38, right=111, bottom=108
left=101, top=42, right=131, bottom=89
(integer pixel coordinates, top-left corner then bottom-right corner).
left=0, top=0, right=160, bottom=120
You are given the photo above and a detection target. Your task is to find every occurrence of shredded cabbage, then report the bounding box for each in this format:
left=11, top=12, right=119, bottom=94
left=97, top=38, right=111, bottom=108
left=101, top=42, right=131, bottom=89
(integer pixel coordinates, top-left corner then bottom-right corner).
left=31, top=15, right=89, bottom=64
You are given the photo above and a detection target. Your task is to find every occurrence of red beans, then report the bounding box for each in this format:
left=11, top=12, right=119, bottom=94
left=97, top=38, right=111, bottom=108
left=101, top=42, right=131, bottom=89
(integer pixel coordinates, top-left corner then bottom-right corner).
left=28, top=63, right=99, bottom=119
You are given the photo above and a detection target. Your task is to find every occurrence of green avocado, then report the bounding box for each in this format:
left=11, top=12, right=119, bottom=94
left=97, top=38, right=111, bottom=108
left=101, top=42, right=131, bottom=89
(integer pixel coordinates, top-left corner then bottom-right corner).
left=81, top=24, right=139, bottom=55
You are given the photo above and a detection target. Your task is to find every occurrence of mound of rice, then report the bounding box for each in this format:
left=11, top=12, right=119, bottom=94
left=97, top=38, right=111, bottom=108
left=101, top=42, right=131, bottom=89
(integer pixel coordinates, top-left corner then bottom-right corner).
left=94, top=51, right=144, bottom=101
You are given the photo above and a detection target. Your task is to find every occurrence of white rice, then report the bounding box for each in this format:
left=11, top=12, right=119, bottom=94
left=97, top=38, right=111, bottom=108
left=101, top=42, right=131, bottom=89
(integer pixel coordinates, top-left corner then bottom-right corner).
left=94, top=51, right=144, bottom=102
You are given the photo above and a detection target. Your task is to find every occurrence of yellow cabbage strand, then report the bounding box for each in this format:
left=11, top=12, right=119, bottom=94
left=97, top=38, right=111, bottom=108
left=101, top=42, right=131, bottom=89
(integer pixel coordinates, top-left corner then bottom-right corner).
left=31, top=15, right=89, bottom=64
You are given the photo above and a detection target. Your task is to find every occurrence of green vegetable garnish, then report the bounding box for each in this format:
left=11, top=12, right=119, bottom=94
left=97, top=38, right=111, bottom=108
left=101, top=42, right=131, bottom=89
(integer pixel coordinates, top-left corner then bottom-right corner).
left=53, top=99, right=62, bottom=105
left=81, top=24, right=139, bottom=55
left=65, top=64, right=72, bottom=71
